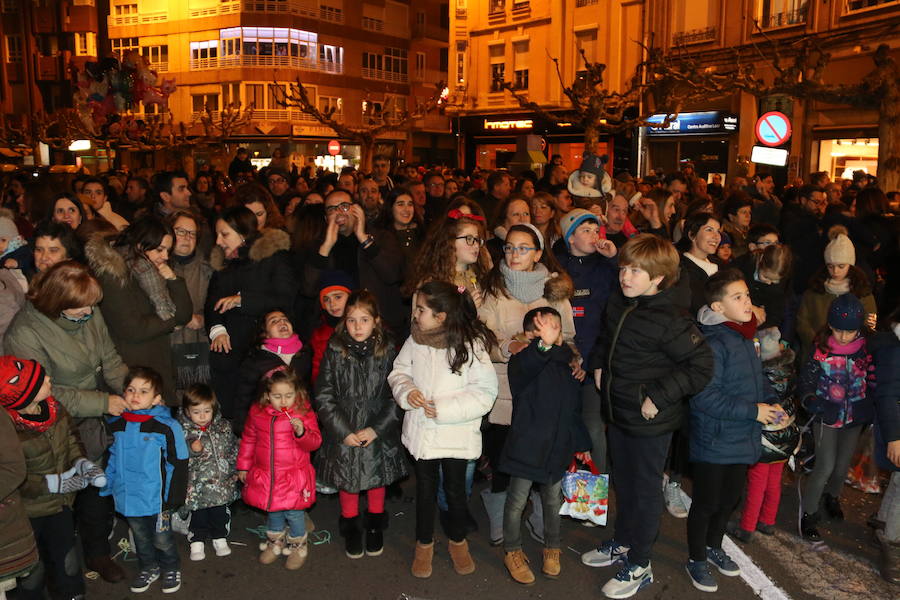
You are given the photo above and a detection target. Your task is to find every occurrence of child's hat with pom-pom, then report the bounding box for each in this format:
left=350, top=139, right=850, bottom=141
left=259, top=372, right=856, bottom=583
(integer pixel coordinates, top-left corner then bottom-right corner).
left=824, top=226, right=855, bottom=266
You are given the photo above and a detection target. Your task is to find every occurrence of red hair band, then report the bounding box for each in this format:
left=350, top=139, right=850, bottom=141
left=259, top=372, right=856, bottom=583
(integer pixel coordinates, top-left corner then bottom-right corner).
left=447, top=208, right=484, bottom=222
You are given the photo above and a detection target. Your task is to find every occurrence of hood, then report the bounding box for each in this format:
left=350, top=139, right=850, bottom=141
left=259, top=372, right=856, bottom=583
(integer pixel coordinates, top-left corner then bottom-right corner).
left=84, top=235, right=129, bottom=285
left=210, top=227, right=290, bottom=270
left=697, top=305, right=728, bottom=327
left=544, top=270, right=574, bottom=303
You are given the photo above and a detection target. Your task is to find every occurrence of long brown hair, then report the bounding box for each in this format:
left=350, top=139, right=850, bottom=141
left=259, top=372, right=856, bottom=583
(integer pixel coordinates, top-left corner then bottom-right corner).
left=417, top=281, right=497, bottom=374
left=334, top=290, right=392, bottom=358
left=406, top=212, right=491, bottom=295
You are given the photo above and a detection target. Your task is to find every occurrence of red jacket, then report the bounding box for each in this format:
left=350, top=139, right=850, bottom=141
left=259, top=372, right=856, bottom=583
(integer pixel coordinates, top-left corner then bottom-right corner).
left=237, top=403, right=322, bottom=512
left=310, top=323, right=335, bottom=384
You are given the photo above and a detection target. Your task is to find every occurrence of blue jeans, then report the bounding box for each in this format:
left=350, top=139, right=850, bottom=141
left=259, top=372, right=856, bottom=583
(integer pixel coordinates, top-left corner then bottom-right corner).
left=437, top=460, right=475, bottom=511
left=127, top=514, right=179, bottom=572
left=267, top=510, right=306, bottom=537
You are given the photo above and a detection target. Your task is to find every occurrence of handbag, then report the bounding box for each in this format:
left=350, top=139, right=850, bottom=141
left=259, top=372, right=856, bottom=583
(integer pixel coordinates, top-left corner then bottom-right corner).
left=559, top=458, right=609, bottom=526
left=172, top=341, right=211, bottom=391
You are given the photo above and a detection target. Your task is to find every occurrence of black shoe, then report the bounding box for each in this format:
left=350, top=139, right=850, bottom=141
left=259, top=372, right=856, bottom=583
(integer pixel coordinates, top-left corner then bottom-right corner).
left=801, top=512, right=822, bottom=542
left=86, top=555, right=126, bottom=583
left=868, top=512, right=887, bottom=531
left=339, top=515, right=364, bottom=559
left=755, top=523, right=775, bottom=535
left=727, top=522, right=753, bottom=543
left=364, top=512, right=387, bottom=556
left=822, top=494, right=844, bottom=521
left=386, top=481, right=403, bottom=501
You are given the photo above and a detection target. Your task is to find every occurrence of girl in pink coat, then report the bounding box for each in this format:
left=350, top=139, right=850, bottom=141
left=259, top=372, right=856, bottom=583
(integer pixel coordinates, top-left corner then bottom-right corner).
left=237, top=367, right=322, bottom=570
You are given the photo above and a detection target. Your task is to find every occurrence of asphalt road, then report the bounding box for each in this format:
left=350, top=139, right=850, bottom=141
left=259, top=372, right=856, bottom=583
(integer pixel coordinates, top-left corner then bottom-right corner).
left=84, top=471, right=895, bottom=600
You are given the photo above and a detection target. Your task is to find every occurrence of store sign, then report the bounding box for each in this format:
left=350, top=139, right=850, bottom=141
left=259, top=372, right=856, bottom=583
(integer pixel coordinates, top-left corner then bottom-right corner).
left=327, top=139, right=341, bottom=156
left=751, top=145, right=789, bottom=167
left=646, top=111, right=738, bottom=136
left=755, top=111, right=792, bottom=147
left=484, top=118, right=534, bottom=130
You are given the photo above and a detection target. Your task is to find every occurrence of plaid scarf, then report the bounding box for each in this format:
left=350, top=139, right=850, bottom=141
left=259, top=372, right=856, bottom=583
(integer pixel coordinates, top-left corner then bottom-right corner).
left=121, top=248, right=176, bottom=320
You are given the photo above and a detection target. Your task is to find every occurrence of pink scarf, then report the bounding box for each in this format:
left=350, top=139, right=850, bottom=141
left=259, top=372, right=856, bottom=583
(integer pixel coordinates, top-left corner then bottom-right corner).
left=827, top=335, right=865, bottom=356
left=263, top=334, right=303, bottom=355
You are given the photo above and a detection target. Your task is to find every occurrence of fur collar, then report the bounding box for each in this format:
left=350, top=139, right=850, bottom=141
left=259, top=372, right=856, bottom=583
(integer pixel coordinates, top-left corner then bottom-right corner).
left=809, top=265, right=871, bottom=297
left=84, top=235, right=128, bottom=285
left=209, top=228, right=290, bottom=271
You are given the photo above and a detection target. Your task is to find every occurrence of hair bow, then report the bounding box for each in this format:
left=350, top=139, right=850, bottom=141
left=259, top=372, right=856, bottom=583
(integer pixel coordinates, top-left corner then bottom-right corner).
left=447, top=209, right=484, bottom=222
left=263, top=365, right=288, bottom=379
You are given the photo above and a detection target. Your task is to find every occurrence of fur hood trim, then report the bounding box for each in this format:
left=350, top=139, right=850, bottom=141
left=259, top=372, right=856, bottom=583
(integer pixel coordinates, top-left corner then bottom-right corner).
left=210, top=227, right=290, bottom=271
left=809, top=264, right=871, bottom=297
left=84, top=235, right=129, bottom=285
left=544, top=270, right=574, bottom=302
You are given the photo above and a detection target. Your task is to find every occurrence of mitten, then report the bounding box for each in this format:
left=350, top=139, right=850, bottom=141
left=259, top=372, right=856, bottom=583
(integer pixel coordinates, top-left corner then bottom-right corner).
left=45, top=467, right=89, bottom=494
left=74, top=457, right=107, bottom=488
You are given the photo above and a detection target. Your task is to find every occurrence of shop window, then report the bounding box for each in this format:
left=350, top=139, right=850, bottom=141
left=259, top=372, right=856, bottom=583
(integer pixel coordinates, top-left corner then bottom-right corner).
left=192, top=93, right=220, bottom=113
left=6, top=35, right=24, bottom=62
left=756, top=0, right=808, bottom=29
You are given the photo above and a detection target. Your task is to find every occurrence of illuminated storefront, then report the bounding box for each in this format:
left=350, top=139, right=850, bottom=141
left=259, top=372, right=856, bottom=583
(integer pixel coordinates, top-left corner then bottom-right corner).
left=813, top=136, right=879, bottom=181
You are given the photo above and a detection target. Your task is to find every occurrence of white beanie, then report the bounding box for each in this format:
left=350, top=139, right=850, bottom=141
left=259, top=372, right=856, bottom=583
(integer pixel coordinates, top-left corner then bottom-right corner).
left=824, top=233, right=855, bottom=266
left=0, top=217, right=18, bottom=241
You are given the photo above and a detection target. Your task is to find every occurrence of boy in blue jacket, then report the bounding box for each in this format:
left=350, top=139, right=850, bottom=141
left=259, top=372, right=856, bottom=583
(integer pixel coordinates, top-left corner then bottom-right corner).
left=686, top=269, right=782, bottom=593
left=102, top=367, right=188, bottom=594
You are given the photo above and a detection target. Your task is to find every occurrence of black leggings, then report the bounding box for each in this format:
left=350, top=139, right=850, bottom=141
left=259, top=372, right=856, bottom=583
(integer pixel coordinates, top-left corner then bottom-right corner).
left=686, top=462, right=747, bottom=561
left=414, top=457, right=469, bottom=544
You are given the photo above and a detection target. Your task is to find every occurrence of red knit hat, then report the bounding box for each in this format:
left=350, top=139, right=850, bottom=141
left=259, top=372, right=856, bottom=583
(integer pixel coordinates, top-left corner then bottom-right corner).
left=0, top=356, right=47, bottom=411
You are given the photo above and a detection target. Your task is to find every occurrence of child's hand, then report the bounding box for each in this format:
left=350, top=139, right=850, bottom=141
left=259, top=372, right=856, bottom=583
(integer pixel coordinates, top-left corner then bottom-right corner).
left=595, top=239, right=617, bottom=258
left=423, top=401, right=437, bottom=419
left=344, top=432, right=363, bottom=447
left=407, top=389, right=427, bottom=408
left=887, top=440, right=900, bottom=468
left=3, top=258, right=18, bottom=268
left=641, top=397, right=658, bottom=421
left=533, top=312, right=562, bottom=347
left=866, top=312, right=878, bottom=329
left=238, top=470, right=247, bottom=483
left=291, top=418, right=305, bottom=437
left=356, top=427, right=378, bottom=447
left=211, top=333, right=231, bottom=353
left=756, top=403, right=782, bottom=425
left=470, top=285, right=483, bottom=308
left=190, top=439, right=204, bottom=453
left=570, top=359, right=586, bottom=382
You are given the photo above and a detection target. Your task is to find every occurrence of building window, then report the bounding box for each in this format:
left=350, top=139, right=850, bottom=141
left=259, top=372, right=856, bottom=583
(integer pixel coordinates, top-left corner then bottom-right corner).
left=363, top=48, right=407, bottom=82
left=5, top=35, right=23, bottom=62
left=111, top=37, right=139, bottom=55
left=222, top=83, right=240, bottom=106
left=844, top=0, right=899, bottom=10
left=112, top=3, right=139, bottom=24
left=440, top=3, right=450, bottom=28
left=489, top=0, right=505, bottom=15
left=514, top=69, right=528, bottom=89
left=456, top=51, right=465, bottom=85
left=757, top=0, right=808, bottom=29
left=142, top=45, right=169, bottom=71
left=190, top=41, right=219, bottom=61
left=245, top=83, right=265, bottom=109
left=362, top=16, right=384, bottom=31
left=192, top=93, right=220, bottom=113
left=222, top=37, right=241, bottom=57
left=319, top=95, right=343, bottom=116
left=75, top=33, right=96, bottom=57
left=415, top=52, right=426, bottom=79
left=439, top=47, right=448, bottom=72
left=575, top=0, right=598, bottom=6
left=513, top=40, right=528, bottom=89
left=320, top=4, right=343, bottom=22
left=490, top=63, right=505, bottom=92
left=1, top=0, right=17, bottom=13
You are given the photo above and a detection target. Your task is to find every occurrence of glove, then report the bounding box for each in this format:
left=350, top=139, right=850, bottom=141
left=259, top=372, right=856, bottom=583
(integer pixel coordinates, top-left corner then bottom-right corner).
left=74, top=457, right=107, bottom=488
left=45, top=466, right=89, bottom=494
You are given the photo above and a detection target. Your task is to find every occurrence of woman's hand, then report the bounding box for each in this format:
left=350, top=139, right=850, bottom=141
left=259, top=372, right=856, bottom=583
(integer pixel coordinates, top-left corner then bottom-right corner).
left=210, top=333, right=231, bottom=353
left=637, top=199, right=662, bottom=229
left=107, top=394, right=127, bottom=416
left=356, top=427, right=378, bottom=447
left=751, top=305, right=767, bottom=325
left=238, top=470, right=247, bottom=483
left=214, top=295, right=241, bottom=313
left=641, top=397, right=659, bottom=421
left=407, top=389, right=427, bottom=408
left=186, top=314, right=204, bottom=330
left=343, top=432, right=363, bottom=447
left=157, top=262, right=177, bottom=281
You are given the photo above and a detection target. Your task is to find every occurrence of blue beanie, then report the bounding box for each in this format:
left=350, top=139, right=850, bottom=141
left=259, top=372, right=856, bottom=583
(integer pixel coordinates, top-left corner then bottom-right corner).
left=827, top=293, right=864, bottom=331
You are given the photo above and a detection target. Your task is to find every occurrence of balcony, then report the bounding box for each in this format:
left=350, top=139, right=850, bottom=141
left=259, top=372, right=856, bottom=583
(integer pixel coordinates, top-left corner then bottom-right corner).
left=759, top=6, right=807, bottom=29
left=150, top=61, right=168, bottom=72
left=361, top=67, right=408, bottom=83
left=672, top=26, right=717, bottom=45
left=108, top=11, right=167, bottom=27
left=189, top=2, right=242, bottom=17
left=192, top=109, right=324, bottom=123
left=189, top=54, right=343, bottom=74
left=362, top=16, right=384, bottom=32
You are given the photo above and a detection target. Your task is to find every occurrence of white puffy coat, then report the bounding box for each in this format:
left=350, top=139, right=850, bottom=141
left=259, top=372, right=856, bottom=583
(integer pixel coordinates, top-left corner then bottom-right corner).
left=389, top=337, right=498, bottom=460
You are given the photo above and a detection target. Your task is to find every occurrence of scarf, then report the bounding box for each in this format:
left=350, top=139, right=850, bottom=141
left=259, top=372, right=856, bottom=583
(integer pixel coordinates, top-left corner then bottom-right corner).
left=120, top=248, right=176, bottom=320
left=723, top=313, right=759, bottom=340
left=500, top=262, right=549, bottom=304
left=339, top=329, right=376, bottom=357
left=5, top=397, right=60, bottom=433
left=410, top=321, right=449, bottom=349
left=263, top=334, right=303, bottom=355
left=824, top=278, right=851, bottom=296
left=827, top=335, right=865, bottom=356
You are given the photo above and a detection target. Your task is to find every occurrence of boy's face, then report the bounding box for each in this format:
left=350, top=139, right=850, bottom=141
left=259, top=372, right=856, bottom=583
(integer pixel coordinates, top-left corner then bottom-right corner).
left=524, top=314, right=563, bottom=345
left=124, top=377, right=161, bottom=411
left=712, top=280, right=753, bottom=323
left=578, top=171, right=598, bottom=188
left=619, top=264, right=663, bottom=298
left=748, top=233, right=779, bottom=253
left=20, top=375, right=52, bottom=415
left=568, top=220, right=601, bottom=256
left=322, top=290, right=349, bottom=318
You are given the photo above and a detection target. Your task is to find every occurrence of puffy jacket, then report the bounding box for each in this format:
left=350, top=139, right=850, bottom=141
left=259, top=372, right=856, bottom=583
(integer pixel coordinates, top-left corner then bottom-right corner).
left=873, top=331, right=900, bottom=472
left=500, top=341, right=592, bottom=484
left=0, top=410, right=37, bottom=581
left=179, top=413, right=239, bottom=511
left=237, top=403, right=321, bottom=512
left=14, top=402, right=84, bottom=518
left=389, top=336, right=498, bottom=461
left=478, top=272, right=575, bottom=425
left=314, top=336, right=407, bottom=492
left=672, top=254, right=715, bottom=318
left=760, top=347, right=801, bottom=463
left=799, top=336, right=874, bottom=428
left=553, top=249, right=618, bottom=360
left=587, top=287, right=712, bottom=437
left=310, top=321, right=335, bottom=384
left=102, top=406, right=189, bottom=517
left=689, top=309, right=776, bottom=465
left=795, top=269, right=875, bottom=362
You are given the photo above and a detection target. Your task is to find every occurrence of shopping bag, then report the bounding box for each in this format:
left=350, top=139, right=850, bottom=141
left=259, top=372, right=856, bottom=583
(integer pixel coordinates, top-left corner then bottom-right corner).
left=558, top=458, right=609, bottom=526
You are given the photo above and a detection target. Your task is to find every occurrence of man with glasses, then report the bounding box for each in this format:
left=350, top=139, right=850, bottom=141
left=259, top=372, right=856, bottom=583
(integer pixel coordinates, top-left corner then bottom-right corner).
left=780, top=185, right=827, bottom=295
left=267, top=167, right=299, bottom=214
left=423, top=171, right=447, bottom=225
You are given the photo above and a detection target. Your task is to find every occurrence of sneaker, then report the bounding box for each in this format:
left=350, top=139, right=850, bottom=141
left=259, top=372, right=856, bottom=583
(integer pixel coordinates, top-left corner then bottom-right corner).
left=161, top=570, right=181, bottom=593
left=755, top=522, right=775, bottom=535
left=189, top=541, right=205, bottom=561
left=686, top=559, right=718, bottom=592
left=664, top=481, right=688, bottom=518
left=800, top=512, right=822, bottom=542
left=582, top=539, right=630, bottom=568
left=130, top=568, right=160, bottom=593
left=601, top=559, right=653, bottom=599
left=706, top=547, right=740, bottom=577
left=211, top=538, right=231, bottom=557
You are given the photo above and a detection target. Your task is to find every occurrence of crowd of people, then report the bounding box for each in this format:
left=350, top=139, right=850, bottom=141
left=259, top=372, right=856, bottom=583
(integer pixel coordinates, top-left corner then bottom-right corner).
left=0, top=149, right=898, bottom=600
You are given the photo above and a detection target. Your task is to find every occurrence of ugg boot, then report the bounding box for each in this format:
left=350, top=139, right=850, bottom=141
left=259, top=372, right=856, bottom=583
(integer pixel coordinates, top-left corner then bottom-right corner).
left=339, top=516, right=364, bottom=559
left=284, top=534, right=308, bottom=570
left=411, top=542, right=434, bottom=578
left=503, top=549, right=535, bottom=584
left=364, top=512, right=388, bottom=556
left=542, top=548, right=561, bottom=578
left=479, top=488, right=506, bottom=546
left=876, top=529, right=900, bottom=584
left=448, top=539, right=475, bottom=575
left=259, top=531, right=285, bottom=565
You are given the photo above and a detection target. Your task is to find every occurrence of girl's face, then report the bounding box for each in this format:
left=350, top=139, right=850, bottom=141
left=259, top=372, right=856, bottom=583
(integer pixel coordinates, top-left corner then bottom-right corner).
left=691, top=219, right=722, bottom=258
left=504, top=200, right=531, bottom=229
left=264, top=311, right=293, bottom=339
left=144, top=234, right=173, bottom=267
left=392, top=194, right=415, bottom=227
left=444, top=180, right=459, bottom=198
left=172, top=216, right=198, bottom=257
left=663, top=196, right=676, bottom=222
left=414, top=297, right=445, bottom=332
left=245, top=200, right=267, bottom=229
left=267, top=381, right=297, bottom=411
left=716, top=244, right=732, bottom=262
left=453, top=223, right=482, bottom=269
left=345, top=305, right=377, bottom=342
left=322, top=290, right=349, bottom=318
left=216, top=220, right=243, bottom=255
left=531, top=199, right=553, bottom=226
left=827, top=263, right=850, bottom=281
left=519, top=180, right=535, bottom=199
left=831, top=327, right=859, bottom=345
left=731, top=206, right=752, bottom=228
left=54, top=199, right=82, bottom=229
left=504, top=230, right=542, bottom=272
left=195, top=177, right=210, bottom=193
left=188, top=401, right=214, bottom=428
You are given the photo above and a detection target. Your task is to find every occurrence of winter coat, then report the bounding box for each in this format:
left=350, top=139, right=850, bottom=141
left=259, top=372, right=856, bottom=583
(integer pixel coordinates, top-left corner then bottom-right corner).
left=85, top=237, right=193, bottom=405
left=872, top=332, right=900, bottom=472
left=389, top=336, right=498, bottom=460
left=721, top=220, right=749, bottom=258
left=0, top=410, right=37, bottom=582
left=310, top=321, right=335, bottom=384
left=5, top=302, right=128, bottom=461
left=799, top=336, right=874, bottom=429
left=735, top=253, right=789, bottom=330
left=233, top=344, right=313, bottom=435
left=796, top=270, right=876, bottom=362
left=479, top=271, right=575, bottom=425
left=171, top=253, right=214, bottom=391
left=359, top=226, right=414, bottom=341
left=587, top=287, right=713, bottom=437
left=779, top=202, right=825, bottom=295
left=500, top=341, right=592, bottom=484
left=237, top=403, right=321, bottom=512
left=179, top=413, right=239, bottom=511
left=314, top=337, right=407, bottom=492
left=553, top=249, right=618, bottom=360
left=672, top=254, right=715, bottom=318
left=689, top=309, right=776, bottom=465
left=0, top=268, right=25, bottom=354
left=102, top=406, right=189, bottom=517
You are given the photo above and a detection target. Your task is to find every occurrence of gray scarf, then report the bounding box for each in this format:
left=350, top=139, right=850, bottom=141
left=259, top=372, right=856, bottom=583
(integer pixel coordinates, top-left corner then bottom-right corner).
left=500, top=261, right=548, bottom=304
left=119, top=248, right=176, bottom=320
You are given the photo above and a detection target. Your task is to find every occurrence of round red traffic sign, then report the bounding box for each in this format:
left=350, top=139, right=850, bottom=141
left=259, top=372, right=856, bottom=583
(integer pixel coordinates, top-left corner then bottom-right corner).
left=755, top=112, right=792, bottom=147
left=327, top=139, right=341, bottom=156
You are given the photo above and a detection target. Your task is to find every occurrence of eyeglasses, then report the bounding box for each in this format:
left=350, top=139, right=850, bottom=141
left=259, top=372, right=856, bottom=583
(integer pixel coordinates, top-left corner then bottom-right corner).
left=455, top=235, right=484, bottom=247
left=174, top=227, right=198, bottom=239
left=325, top=202, right=353, bottom=214
left=503, top=245, right=539, bottom=255
left=754, top=240, right=778, bottom=247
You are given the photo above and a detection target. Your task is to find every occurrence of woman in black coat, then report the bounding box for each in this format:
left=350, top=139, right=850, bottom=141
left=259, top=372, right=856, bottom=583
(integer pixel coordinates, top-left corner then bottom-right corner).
left=207, top=206, right=298, bottom=418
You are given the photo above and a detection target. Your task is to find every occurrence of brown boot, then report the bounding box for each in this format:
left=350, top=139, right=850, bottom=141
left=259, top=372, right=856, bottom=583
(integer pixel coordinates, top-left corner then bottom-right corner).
left=448, top=539, right=475, bottom=575
left=411, top=542, right=434, bottom=578
left=85, top=555, right=125, bottom=583
left=284, top=534, right=308, bottom=570
left=542, top=547, right=561, bottom=578
left=259, top=530, right=285, bottom=565
left=876, top=529, right=900, bottom=584
left=503, top=549, right=535, bottom=584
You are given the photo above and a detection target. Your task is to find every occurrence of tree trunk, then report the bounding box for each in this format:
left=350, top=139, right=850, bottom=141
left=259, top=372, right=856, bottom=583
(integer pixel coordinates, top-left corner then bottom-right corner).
left=584, top=123, right=600, bottom=156
left=359, top=138, right=374, bottom=173
left=877, top=96, right=900, bottom=193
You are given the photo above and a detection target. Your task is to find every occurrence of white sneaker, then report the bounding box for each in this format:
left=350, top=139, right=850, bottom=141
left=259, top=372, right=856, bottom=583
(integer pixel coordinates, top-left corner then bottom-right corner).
left=582, top=539, right=630, bottom=567
left=664, top=481, right=689, bottom=518
left=211, top=538, right=231, bottom=557
left=601, top=560, right=653, bottom=599
left=189, top=541, right=205, bottom=561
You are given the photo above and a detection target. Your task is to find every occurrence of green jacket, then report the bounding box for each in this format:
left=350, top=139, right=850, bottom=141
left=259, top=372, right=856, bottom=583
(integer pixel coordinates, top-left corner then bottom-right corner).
left=0, top=411, right=37, bottom=581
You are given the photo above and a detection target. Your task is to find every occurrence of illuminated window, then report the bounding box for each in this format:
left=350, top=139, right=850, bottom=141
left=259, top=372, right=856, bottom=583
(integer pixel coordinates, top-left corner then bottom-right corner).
left=5, top=35, right=23, bottom=62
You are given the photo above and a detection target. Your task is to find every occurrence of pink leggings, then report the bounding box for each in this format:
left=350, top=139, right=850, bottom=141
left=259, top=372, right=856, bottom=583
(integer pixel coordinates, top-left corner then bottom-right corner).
left=339, top=487, right=386, bottom=518
left=739, top=461, right=785, bottom=532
